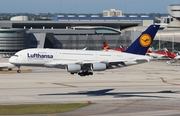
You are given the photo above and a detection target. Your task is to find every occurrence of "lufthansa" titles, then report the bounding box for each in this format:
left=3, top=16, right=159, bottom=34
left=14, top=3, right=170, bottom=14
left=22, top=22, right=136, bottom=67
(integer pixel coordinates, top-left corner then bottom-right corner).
left=27, top=53, right=53, bottom=59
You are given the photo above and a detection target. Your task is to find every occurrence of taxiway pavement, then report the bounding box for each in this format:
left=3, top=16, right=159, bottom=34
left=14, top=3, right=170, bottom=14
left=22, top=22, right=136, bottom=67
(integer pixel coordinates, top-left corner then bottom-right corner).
left=0, top=58, right=180, bottom=116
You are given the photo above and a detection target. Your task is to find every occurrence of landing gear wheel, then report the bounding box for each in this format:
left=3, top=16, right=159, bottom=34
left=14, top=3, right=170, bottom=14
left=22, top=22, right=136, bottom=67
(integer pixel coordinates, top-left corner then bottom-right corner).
left=78, top=71, right=93, bottom=76
left=89, top=72, right=93, bottom=75
left=17, top=66, right=21, bottom=73
left=17, top=70, right=21, bottom=73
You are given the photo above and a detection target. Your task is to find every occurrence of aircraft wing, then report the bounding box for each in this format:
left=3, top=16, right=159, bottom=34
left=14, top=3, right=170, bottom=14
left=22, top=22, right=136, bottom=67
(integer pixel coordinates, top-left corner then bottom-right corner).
left=44, top=58, right=149, bottom=69
left=44, top=59, right=126, bottom=66
left=82, top=47, right=87, bottom=50
left=44, top=61, right=66, bottom=67
left=44, top=60, right=85, bottom=68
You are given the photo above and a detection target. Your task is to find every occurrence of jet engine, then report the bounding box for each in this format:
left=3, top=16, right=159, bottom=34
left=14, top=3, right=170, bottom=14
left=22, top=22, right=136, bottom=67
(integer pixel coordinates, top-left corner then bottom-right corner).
left=66, top=64, right=81, bottom=73
left=91, top=63, right=106, bottom=71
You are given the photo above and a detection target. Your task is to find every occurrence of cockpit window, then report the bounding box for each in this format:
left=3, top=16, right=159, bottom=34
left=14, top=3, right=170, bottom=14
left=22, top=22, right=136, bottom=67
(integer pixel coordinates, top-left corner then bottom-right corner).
left=12, top=55, right=18, bottom=57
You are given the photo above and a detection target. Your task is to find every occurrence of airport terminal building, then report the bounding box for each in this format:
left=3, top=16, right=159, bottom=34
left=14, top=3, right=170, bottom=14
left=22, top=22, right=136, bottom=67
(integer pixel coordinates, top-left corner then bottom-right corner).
left=1, top=5, right=180, bottom=56
left=0, top=14, right=154, bottom=56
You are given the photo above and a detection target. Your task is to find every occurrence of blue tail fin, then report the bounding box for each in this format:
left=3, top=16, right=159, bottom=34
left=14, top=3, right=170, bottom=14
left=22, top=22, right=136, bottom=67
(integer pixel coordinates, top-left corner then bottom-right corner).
left=125, top=25, right=160, bottom=55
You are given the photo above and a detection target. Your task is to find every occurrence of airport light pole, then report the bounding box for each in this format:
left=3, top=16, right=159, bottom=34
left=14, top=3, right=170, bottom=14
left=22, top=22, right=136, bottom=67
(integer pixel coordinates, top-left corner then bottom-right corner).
left=159, top=34, right=161, bottom=50
left=172, top=34, right=174, bottom=51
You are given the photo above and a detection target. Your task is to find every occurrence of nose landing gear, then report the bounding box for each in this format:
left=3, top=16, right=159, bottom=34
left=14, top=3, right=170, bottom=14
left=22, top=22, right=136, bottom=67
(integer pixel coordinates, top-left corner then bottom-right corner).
left=17, top=66, right=21, bottom=73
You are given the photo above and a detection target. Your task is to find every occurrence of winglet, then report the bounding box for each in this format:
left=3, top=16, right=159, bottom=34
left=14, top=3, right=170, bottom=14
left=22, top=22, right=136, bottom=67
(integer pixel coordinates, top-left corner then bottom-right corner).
left=82, top=47, right=87, bottom=50
left=125, top=25, right=160, bottom=55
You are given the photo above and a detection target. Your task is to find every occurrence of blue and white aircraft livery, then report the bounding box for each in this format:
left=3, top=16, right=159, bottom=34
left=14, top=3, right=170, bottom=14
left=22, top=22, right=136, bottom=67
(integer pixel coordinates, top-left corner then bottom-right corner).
left=9, top=25, right=160, bottom=76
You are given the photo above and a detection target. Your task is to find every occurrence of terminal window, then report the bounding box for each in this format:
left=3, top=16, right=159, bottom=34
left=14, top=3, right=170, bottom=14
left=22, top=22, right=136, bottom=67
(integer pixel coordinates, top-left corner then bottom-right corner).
left=31, top=41, right=39, bottom=45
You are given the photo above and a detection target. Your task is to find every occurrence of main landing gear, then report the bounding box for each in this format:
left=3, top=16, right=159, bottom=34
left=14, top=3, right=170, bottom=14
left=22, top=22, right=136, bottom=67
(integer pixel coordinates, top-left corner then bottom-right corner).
left=78, top=70, right=93, bottom=76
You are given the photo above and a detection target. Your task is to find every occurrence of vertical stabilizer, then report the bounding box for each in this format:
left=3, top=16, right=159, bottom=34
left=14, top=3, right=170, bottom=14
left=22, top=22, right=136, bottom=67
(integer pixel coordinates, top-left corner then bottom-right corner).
left=125, top=25, right=160, bottom=55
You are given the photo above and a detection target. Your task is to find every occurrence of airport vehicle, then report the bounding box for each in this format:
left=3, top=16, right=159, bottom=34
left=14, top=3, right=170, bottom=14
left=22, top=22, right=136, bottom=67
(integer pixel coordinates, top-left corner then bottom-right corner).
left=2, top=54, right=11, bottom=58
left=0, top=62, right=15, bottom=71
left=9, top=25, right=160, bottom=76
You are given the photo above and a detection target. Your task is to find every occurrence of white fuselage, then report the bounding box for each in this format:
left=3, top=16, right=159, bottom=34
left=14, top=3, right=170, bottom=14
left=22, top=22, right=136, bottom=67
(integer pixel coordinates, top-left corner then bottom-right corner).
left=9, top=48, right=151, bottom=68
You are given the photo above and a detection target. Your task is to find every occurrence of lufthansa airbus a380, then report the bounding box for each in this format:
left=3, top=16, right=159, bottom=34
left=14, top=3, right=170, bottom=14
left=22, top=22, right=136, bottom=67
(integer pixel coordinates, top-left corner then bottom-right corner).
left=9, top=25, right=160, bottom=76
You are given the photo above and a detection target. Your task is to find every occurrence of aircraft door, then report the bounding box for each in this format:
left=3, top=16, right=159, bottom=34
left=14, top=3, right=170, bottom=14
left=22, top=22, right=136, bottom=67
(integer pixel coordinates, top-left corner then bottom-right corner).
left=94, top=53, right=98, bottom=59
left=113, top=53, right=117, bottom=60
left=23, top=54, right=27, bottom=62
left=113, top=53, right=121, bottom=60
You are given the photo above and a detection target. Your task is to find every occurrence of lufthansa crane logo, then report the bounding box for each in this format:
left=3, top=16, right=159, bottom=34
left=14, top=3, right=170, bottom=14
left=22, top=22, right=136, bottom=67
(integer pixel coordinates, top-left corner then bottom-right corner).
left=139, top=34, right=152, bottom=47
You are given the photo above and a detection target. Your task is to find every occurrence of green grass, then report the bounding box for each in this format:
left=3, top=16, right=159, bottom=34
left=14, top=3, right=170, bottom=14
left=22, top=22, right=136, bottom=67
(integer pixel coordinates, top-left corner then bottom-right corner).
left=0, top=103, right=90, bottom=115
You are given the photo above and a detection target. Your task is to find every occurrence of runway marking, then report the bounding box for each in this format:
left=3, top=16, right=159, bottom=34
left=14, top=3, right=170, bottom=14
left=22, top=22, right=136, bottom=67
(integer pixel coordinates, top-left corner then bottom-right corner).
left=160, top=77, right=180, bottom=86
left=95, top=100, right=139, bottom=115
left=52, top=83, right=77, bottom=87
left=161, top=77, right=166, bottom=83
left=47, top=114, right=56, bottom=116
left=0, top=87, right=73, bottom=90
left=0, top=84, right=172, bottom=90
left=36, top=82, right=45, bottom=84
left=0, top=70, right=32, bottom=74
left=125, top=103, right=180, bottom=110
left=98, top=102, right=180, bottom=114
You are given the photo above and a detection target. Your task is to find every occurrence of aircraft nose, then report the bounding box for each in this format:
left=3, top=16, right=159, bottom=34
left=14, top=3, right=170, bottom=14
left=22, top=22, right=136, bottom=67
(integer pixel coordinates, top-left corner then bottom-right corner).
left=9, top=57, right=16, bottom=64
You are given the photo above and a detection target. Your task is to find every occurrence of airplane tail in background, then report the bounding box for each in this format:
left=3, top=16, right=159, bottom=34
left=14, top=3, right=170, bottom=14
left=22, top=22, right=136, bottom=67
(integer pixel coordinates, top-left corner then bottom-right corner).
left=166, top=51, right=177, bottom=59
left=119, top=46, right=126, bottom=52
left=103, top=42, right=110, bottom=50
left=146, top=48, right=151, bottom=53
left=103, top=42, right=126, bottom=52
left=125, top=25, right=160, bottom=55
left=164, top=48, right=169, bottom=52
left=163, top=48, right=177, bottom=59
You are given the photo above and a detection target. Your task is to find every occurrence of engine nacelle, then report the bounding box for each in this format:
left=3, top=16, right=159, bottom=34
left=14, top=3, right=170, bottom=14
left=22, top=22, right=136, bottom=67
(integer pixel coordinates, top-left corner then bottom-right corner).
left=91, top=63, right=106, bottom=71
left=66, top=64, right=81, bottom=73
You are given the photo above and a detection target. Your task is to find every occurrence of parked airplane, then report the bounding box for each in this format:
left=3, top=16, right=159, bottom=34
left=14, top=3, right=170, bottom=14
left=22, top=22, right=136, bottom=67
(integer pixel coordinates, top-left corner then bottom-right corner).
left=103, top=42, right=179, bottom=60
left=9, top=25, right=160, bottom=76
left=0, top=62, right=15, bottom=71
left=174, top=53, right=180, bottom=59
left=146, top=48, right=177, bottom=59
